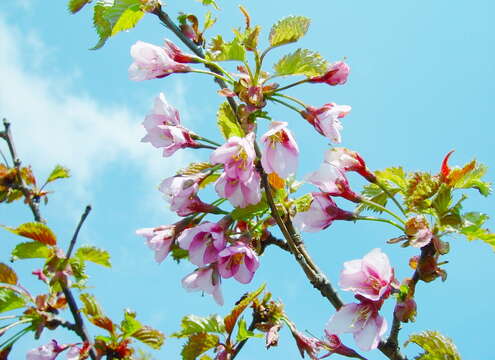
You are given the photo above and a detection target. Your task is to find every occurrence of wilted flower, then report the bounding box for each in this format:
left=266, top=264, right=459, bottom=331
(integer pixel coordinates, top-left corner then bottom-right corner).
left=291, top=330, right=321, bottom=360
left=339, top=248, right=394, bottom=302
left=129, top=40, right=191, bottom=81
left=326, top=301, right=387, bottom=351
left=163, top=39, right=199, bottom=63
left=325, top=147, right=376, bottom=183
left=177, top=222, right=226, bottom=266
left=293, top=192, right=355, bottom=233
left=319, top=331, right=362, bottom=359
left=309, top=61, right=350, bottom=86
left=405, top=216, right=433, bottom=248
left=217, top=241, right=259, bottom=284
left=215, top=171, right=261, bottom=208
left=305, top=163, right=361, bottom=202
left=394, top=298, right=417, bottom=323
left=301, top=103, right=351, bottom=143
left=260, top=121, right=299, bottom=178
left=182, top=265, right=223, bottom=305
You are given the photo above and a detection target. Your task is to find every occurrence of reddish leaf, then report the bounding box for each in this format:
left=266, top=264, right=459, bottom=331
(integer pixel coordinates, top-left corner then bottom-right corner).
left=224, top=283, right=265, bottom=335
left=3, top=222, right=57, bottom=246
left=440, top=150, right=454, bottom=180
left=0, top=263, right=18, bottom=285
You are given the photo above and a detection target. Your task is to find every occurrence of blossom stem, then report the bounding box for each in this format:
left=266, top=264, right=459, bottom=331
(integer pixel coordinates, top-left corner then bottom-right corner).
left=271, top=78, right=310, bottom=92
left=267, top=96, right=302, bottom=113
left=272, top=92, right=308, bottom=108
left=376, top=181, right=406, bottom=216
left=196, top=58, right=236, bottom=82
left=354, top=216, right=405, bottom=232
left=190, top=69, right=233, bottom=84
left=194, top=136, right=222, bottom=147
left=359, top=198, right=406, bottom=225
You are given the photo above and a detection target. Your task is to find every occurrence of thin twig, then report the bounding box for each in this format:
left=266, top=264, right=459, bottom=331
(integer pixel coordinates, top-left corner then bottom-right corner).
left=66, top=205, right=92, bottom=259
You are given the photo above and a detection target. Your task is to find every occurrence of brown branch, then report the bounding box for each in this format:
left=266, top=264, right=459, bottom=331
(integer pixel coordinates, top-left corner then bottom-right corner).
left=261, top=233, right=291, bottom=254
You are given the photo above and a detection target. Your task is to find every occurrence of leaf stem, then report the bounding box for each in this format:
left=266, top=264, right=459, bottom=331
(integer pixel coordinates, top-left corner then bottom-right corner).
left=194, top=136, right=222, bottom=147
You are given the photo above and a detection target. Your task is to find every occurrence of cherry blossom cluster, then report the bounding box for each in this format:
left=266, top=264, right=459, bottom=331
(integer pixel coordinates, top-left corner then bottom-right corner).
left=26, top=340, right=88, bottom=360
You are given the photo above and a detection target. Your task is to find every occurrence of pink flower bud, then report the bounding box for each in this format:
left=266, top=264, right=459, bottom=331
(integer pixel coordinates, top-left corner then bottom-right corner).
left=301, top=103, right=351, bottom=143
left=394, top=298, right=417, bottom=323
left=305, top=163, right=361, bottom=202
left=163, top=39, right=199, bottom=63
left=182, top=265, right=223, bottom=305
left=136, top=220, right=188, bottom=263
left=325, top=147, right=376, bottom=183
left=309, top=61, right=350, bottom=86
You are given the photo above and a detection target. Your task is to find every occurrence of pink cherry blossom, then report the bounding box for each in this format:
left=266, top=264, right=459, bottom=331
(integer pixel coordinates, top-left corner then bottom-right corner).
left=159, top=175, right=215, bottom=216
left=177, top=222, right=226, bottom=266
left=215, top=171, right=261, bottom=208
left=339, top=248, right=394, bottom=302
left=182, top=265, right=223, bottom=305
left=301, top=103, right=351, bottom=143
left=26, top=340, right=64, bottom=360
left=293, top=192, right=355, bottom=233
left=210, top=133, right=257, bottom=182
left=136, top=223, right=185, bottom=263
left=143, top=93, right=180, bottom=128
left=129, top=41, right=191, bottom=81
left=309, top=61, right=350, bottom=86
left=326, top=302, right=387, bottom=351
left=291, top=330, right=321, bottom=360
left=325, top=147, right=376, bottom=183
left=305, top=163, right=361, bottom=202
left=163, top=39, right=199, bottom=63
left=260, top=121, right=299, bottom=178
left=217, top=241, right=259, bottom=284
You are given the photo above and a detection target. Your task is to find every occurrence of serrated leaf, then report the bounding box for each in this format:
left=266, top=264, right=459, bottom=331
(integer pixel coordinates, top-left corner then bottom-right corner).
left=231, top=198, right=269, bottom=220
left=269, top=16, right=310, bottom=47
left=460, top=212, right=495, bottom=250
left=11, top=241, right=51, bottom=261
left=431, top=185, right=452, bottom=217
left=356, top=183, right=399, bottom=214
left=45, top=165, right=71, bottom=184
left=68, top=0, right=91, bottom=13
left=273, top=48, right=329, bottom=77
left=224, top=283, right=265, bottom=335
left=2, top=222, right=57, bottom=246
left=453, top=162, right=491, bottom=196
left=236, top=317, right=262, bottom=342
left=132, top=326, right=165, bottom=350
left=406, top=172, right=441, bottom=212
left=91, top=316, right=115, bottom=333
left=405, top=331, right=461, bottom=360
left=0, top=264, right=17, bottom=285
left=70, top=257, right=88, bottom=283
left=376, top=167, right=408, bottom=191
left=203, top=11, right=217, bottom=32
left=182, top=333, right=218, bottom=360
left=91, top=0, right=145, bottom=50
left=76, top=246, right=111, bottom=267
left=177, top=162, right=215, bottom=176
left=206, top=35, right=246, bottom=62
left=121, top=310, right=143, bottom=338
left=216, top=102, right=244, bottom=139
left=80, top=293, right=104, bottom=318
left=0, top=288, right=26, bottom=313
left=172, top=314, right=225, bottom=338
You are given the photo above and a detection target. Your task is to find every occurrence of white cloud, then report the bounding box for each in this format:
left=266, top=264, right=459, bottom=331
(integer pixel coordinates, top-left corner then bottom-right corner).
left=0, top=16, right=195, bottom=218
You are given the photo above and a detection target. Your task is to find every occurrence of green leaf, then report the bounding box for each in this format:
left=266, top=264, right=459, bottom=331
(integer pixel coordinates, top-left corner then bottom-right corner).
left=0, top=288, right=26, bottom=313
left=76, top=246, right=111, bottom=267
left=431, top=185, right=452, bottom=218
left=206, top=35, right=246, bottom=62
left=199, top=174, right=220, bottom=189
left=460, top=212, right=495, bottom=250
left=11, top=241, right=51, bottom=261
left=406, top=172, right=441, bottom=212
left=172, top=314, right=225, bottom=338
left=177, top=162, right=215, bottom=176
left=80, top=293, right=105, bottom=318
left=216, top=102, right=244, bottom=139
left=273, top=49, right=329, bottom=77
left=196, top=0, right=220, bottom=10
left=45, top=165, right=70, bottom=184
left=68, top=0, right=91, bottom=13
left=181, top=333, right=219, bottom=360
left=236, top=317, right=262, bottom=342
left=91, top=0, right=145, bottom=50
left=0, top=264, right=18, bottom=285
left=2, top=222, right=57, bottom=246
left=132, top=326, right=165, bottom=350
left=203, top=11, right=217, bottom=32
left=171, top=245, right=189, bottom=263
left=453, top=163, right=491, bottom=196
left=293, top=193, right=313, bottom=213
left=376, top=167, right=408, bottom=192
left=356, top=183, right=398, bottom=214
left=224, top=283, right=265, bottom=335
left=231, top=198, right=269, bottom=220
left=121, top=310, right=143, bottom=338
left=405, top=330, right=461, bottom=360
left=269, top=16, right=310, bottom=47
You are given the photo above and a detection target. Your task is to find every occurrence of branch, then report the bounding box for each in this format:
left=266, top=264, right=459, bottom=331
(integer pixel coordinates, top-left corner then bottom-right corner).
left=66, top=205, right=92, bottom=258
left=261, top=233, right=291, bottom=254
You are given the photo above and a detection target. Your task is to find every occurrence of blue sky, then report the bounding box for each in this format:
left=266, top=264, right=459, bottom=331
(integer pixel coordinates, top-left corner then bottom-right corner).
left=1, top=0, right=494, bottom=359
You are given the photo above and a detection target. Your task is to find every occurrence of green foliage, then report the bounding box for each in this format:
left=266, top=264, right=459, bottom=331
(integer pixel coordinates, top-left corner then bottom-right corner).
left=45, top=165, right=70, bottom=185
left=91, top=0, right=145, bottom=50
left=0, top=288, right=26, bottom=313
left=269, top=16, right=311, bottom=48
left=236, top=317, right=262, bottom=342
left=405, top=331, right=461, bottom=360
left=216, top=102, right=244, bottom=139
left=67, top=0, right=91, bottom=13
left=181, top=333, right=219, bottom=360
left=177, top=162, right=215, bottom=176
left=2, top=222, right=57, bottom=246
left=196, top=0, right=220, bottom=10
left=273, top=49, right=329, bottom=77
left=11, top=241, right=51, bottom=261
left=171, top=245, right=189, bottom=263
left=0, top=263, right=18, bottom=285
left=231, top=198, right=269, bottom=220
left=132, top=326, right=165, bottom=350
left=405, top=172, right=441, bottom=212
left=376, top=167, right=408, bottom=192
left=233, top=25, right=261, bottom=52
left=460, top=212, right=495, bottom=250
left=224, top=283, right=265, bottom=335
left=75, top=245, right=111, bottom=267
left=206, top=35, right=246, bottom=62
left=80, top=293, right=105, bottom=318
left=172, top=314, right=225, bottom=338
left=453, top=163, right=491, bottom=196
left=121, top=310, right=143, bottom=338
left=356, top=183, right=399, bottom=214
left=293, top=193, right=313, bottom=213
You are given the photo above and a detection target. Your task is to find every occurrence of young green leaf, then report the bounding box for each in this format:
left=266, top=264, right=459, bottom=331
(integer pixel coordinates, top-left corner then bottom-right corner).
left=453, top=163, right=491, bottom=196
left=293, top=193, right=313, bottom=213
left=269, top=16, right=310, bottom=48
left=224, top=283, right=265, bottom=335
left=375, top=167, right=408, bottom=192
left=196, top=0, right=220, bottom=10
left=460, top=212, right=495, bottom=250
left=0, top=264, right=18, bottom=285
left=80, top=293, right=105, bottom=318
left=355, top=183, right=398, bottom=214
left=405, top=330, right=461, bottom=360
left=11, top=241, right=51, bottom=261
left=132, top=326, right=165, bottom=349
left=68, top=0, right=91, bottom=13
left=171, top=245, right=189, bottom=263
left=0, top=288, right=26, bottom=313
left=45, top=165, right=70, bottom=185
left=177, top=162, right=215, bottom=176
left=181, top=333, right=219, bottom=360
left=231, top=198, right=269, bottom=220
left=76, top=246, right=111, bottom=267
left=172, top=314, right=225, bottom=338
left=121, top=310, right=143, bottom=338
left=236, top=317, right=262, bottom=342
left=206, top=35, right=246, bottom=62
left=273, top=49, right=329, bottom=77
left=2, top=222, right=57, bottom=246
left=216, top=102, right=244, bottom=139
